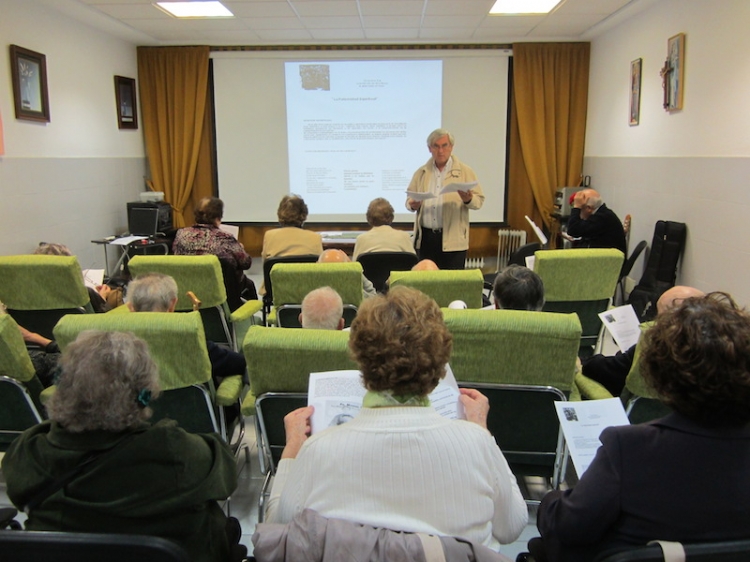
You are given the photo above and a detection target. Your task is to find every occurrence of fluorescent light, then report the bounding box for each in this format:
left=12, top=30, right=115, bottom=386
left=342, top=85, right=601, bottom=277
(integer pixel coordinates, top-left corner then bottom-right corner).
left=489, top=0, right=562, bottom=15
left=156, top=2, right=234, bottom=18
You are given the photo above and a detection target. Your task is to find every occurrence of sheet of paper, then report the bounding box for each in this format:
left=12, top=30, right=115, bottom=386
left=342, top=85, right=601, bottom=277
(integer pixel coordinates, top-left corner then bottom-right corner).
left=439, top=181, right=478, bottom=195
left=82, top=269, right=104, bottom=289
left=525, top=255, right=535, bottom=270
left=308, top=365, right=464, bottom=434
left=406, top=190, right=436, bottom=201
left=219, top=224, right=239, bottom=239
left=110, top=235, right=147, bottom=246
left=599, top=304, right=642, bottom=352
left=554, top=398, right=630, bottom=477
left=524, top=215, right=548, bottom=245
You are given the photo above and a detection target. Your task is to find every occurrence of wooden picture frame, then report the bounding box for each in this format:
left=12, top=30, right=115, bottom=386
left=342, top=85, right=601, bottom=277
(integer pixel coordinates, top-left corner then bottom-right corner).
left=629, top=58, right=642, bottom=126
left=662, top=33, right=685, bottom=112
left=10, top=45, right=50, bottom=123
left=114, top=75, right=138, bottom=130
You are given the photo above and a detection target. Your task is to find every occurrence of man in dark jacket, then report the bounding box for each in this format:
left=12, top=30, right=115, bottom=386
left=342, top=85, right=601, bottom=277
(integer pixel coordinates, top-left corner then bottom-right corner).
left=565, top=189, right=627, bottom=254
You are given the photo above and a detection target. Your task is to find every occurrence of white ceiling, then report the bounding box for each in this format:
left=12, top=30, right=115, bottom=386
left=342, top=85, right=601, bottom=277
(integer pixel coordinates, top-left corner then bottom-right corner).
left=36, top=0, right=657, bottom=46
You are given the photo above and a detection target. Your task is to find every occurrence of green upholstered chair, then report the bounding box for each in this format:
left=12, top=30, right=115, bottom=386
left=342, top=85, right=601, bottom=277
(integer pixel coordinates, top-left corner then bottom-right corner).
left=621, top=322, right=671, bottom=424
left=0, top=255, right=93, bottom=340
left=533, top=248, right=624, bottom=357
left=127, top=254, right=262, bottom=350
left=261, top=254, right=320, bottom=325
left=241, top=325, right=356, bottom=519
left=53, top=311, right=244, bottom=448
left=389, top=269, right=485, bottom=308
left=0, top=314, right=45, bottom=451
left=442, top=308, right=582, bottom=496
left=269, top=262, right=364, bottom=327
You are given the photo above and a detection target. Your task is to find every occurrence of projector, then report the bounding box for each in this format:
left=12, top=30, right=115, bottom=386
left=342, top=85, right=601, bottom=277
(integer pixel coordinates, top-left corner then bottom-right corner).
left=139, top=191, right=165, bottom=203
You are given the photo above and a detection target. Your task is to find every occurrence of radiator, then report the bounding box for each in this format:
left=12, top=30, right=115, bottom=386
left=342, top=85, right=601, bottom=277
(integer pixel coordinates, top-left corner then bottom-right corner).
left=496, top=229, right=527, bottom=269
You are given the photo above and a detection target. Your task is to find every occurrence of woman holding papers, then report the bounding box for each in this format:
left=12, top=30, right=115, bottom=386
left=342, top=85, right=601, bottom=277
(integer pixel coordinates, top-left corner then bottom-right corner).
left=526, top=292, right=750, bottom=562
left=265, top=286, right=527, bottom=550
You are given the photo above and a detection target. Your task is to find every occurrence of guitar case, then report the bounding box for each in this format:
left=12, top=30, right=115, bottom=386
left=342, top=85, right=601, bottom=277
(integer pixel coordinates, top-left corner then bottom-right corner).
left=627, top=220, right=687, bottom=321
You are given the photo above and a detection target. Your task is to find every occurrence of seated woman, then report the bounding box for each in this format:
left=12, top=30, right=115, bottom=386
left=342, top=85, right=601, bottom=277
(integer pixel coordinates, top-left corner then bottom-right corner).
left=1, top=330, right=244, bottom=562
left=527, top=292, right=750, bottom=562
left=173, top=196, right=257, bottom=301
left=266, top=285, right=528, bottom=550
left=352, top=197, right=415, bottom=260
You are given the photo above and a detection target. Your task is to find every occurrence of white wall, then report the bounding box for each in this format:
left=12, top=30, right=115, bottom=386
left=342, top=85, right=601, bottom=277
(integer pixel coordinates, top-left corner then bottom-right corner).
left=585, top=0, right=750, bottom=306
left=0, top=0, right=145, bottom=270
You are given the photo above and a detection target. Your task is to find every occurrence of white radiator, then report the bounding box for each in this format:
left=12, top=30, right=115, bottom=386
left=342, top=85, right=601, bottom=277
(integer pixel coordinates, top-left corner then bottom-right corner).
left=496, top=229, right=527, bottom=269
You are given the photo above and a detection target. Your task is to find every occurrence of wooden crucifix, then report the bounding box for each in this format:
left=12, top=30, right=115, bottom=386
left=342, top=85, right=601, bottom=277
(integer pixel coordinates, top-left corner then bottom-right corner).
left=660, top=58, right=673, bottom=110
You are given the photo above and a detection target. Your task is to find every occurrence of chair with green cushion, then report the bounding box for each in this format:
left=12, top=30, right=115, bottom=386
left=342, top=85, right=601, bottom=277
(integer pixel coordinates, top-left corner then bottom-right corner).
left=269, top=262, right=364, bottom=327
left=241, top=325, right=356, bottom=519
left=534, top=248, right=624, bottom=357
left=389, top=269, right=485, bottom=308
left=53, top=311, right=244, bottom=450
left=0, top=314, right=46, bottom=451
left=0, top=255, right=93, bottom=340
left=621, top=322, right=671, bottom=424
left=442, top=308, right=581, bottom=497
left=127, top=254, right=262, bottom=349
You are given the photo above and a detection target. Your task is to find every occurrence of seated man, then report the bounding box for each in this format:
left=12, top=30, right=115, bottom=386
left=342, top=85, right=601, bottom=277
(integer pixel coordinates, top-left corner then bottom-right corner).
left=318, top=249, right=377, bottom=299
left=412, top=258, right=439, bottom=271
left=582, top=285, right=705, bottom=396
left=492, top=264, right=545, bottom=311
left=565, top=188, right=627, bottom=254
left=299, top=286, right=345, bottom=330
left=126, top=273, right=246, bottom=385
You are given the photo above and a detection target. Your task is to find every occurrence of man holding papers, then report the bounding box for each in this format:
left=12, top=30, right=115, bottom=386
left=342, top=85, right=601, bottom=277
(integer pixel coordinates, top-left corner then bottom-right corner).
left=405, top=129, right=484, bottom=270
left=264, top=286, right=527, bottom=550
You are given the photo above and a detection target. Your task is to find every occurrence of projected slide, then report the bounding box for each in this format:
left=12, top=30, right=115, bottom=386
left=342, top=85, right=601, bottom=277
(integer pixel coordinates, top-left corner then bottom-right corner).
left=285, top=60, right=441, bottom=216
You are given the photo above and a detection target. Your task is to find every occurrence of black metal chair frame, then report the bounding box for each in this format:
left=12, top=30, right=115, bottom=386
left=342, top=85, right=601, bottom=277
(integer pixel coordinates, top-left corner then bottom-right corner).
left=356, top=251, right=419, bottom=293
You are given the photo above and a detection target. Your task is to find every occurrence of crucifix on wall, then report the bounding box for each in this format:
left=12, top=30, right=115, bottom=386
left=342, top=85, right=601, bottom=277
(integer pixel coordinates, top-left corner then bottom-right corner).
left=660, top=33, right=686, bottom=112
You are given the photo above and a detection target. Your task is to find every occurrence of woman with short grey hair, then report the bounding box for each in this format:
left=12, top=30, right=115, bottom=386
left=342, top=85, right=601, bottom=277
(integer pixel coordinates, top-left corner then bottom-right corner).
left=2, top=330, right=245, bottom=562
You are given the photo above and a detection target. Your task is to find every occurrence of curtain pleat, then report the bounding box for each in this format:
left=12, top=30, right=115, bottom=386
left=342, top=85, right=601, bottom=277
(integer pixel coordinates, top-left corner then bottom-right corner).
left=137, top=46, right=210, bottom=228
left=510, top=43, right=590, bottom=241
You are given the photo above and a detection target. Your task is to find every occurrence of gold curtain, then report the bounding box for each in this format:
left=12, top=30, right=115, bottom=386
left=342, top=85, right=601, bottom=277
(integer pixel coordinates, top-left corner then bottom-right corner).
left=137, top=46, right=211, bottom=228
left=509, top=43, right=590, bottom=241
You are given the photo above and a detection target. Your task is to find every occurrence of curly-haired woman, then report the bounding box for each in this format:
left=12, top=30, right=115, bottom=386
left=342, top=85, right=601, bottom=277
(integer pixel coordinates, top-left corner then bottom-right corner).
left=265, top=285, right=528, bottom=550
left=528, top=292, right=750, bottom=562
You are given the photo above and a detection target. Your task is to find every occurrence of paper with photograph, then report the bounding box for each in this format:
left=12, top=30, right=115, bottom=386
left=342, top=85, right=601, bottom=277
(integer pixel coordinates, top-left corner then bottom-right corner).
left=599, top=304, right=641, bottom=352
left=554, top=398, right=630, bottom=477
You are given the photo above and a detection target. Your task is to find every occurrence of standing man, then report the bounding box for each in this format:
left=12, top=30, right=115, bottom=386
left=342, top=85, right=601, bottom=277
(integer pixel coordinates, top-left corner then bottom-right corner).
left=566, top=188, right=627, bottom=254
left=406, top=129, right=484, bottom=270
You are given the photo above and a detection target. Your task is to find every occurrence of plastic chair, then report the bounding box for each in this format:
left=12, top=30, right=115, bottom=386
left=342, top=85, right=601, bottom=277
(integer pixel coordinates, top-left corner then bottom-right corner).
left=356, top=251, right=419, bottom=293
left=389, top=269, right=485, bottom=308
left=261, top=255, right=319, bottom=325
left=534, top=248, right=624, bottom=357
left=127, top=254, right=262, bottom=350
left=270, top=262, right=364, bottom=328
left=0, top=529, right=189, bottom=562
left=0, top=314, right=45, bottom=451
left=53, top=311, right=244, bottom=448
left=0, top=255, right=93, bottom=340
left=594, top=539, right=750, bottom=562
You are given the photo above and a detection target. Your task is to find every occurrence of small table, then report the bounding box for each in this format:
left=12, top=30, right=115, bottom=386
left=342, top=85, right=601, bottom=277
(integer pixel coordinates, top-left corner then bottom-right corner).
left=92, top=236, right=170, bottom=278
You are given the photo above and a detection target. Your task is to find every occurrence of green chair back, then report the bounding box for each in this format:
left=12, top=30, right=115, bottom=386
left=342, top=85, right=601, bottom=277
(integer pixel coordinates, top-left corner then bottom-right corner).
left=534, top=248, right=624, bottom=301
left=54, top=311, right=212, bottom=391
left=127, top=255, right=227, bottom=311
left=0, top=314, right=45, bottom=450
left=242, top=326, right=356, bottom=413
left=270, top=262, right=364, bottom=308
left=0, top=255, right=92, bottom=340
left=389, top=269, right=484, bottom=308
left=442, top=308, right=581, bottom=393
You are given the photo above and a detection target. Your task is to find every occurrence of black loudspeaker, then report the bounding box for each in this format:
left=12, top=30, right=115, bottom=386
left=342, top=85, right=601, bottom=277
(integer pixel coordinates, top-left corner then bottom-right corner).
left=126, top=201, right=172, bottom=236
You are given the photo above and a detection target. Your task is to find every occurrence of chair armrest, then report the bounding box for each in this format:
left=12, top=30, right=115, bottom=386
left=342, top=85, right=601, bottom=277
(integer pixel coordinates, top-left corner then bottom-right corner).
left=216, top=375, right=244, bottom=407
left=230, top=299, right=263, bottom=323
left=40, top=385, right=56, bottom=404
left=574, top=372, right=615, bottom=401
left=240, top=389, right=257, bottom=417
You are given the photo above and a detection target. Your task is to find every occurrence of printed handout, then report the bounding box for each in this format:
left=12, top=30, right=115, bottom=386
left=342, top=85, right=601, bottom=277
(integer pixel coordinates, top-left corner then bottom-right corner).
left=308, top=365, right=465, bottom=434
left=599, top=304, right=641, bottom=353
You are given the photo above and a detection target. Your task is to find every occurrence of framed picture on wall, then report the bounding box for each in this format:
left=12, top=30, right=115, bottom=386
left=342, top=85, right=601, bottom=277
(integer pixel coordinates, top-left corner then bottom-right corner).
left=114, top=75, right=138, bottom=130
left=9, top=45, right=50, bottom=123
left=629, top=58, right=642, bottom=126
left=662, top=33, right=685, bottom=112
